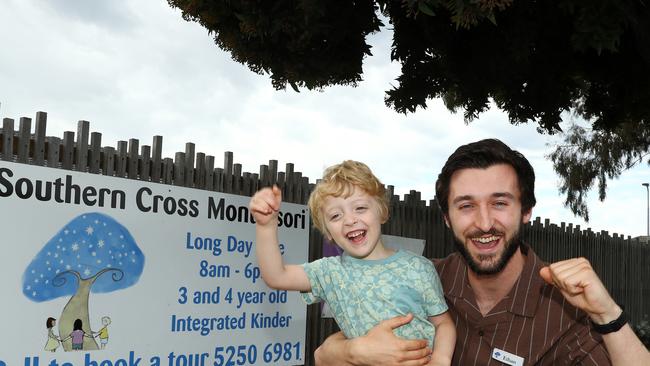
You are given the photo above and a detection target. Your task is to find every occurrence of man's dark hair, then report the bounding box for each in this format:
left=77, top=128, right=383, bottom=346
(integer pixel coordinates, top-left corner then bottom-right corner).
left=435, top=139, right=536, bottom=215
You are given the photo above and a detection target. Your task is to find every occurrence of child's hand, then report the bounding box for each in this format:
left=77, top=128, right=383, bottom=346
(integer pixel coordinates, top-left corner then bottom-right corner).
left=249, top=186, right=282, bottom=226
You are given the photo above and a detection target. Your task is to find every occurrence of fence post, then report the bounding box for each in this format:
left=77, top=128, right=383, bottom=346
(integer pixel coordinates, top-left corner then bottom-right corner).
left=259, top=165, right=270, bottom=188
left=2, top=118, right=14, bottom=161
left=62, top=131, right=75, bottom=170
left=224, top=152, right=233, bottom=193
left=233, top=163, right=242, bottom=194
left=195, top=152, right=205, bottom=189
left=242, top=172, right=251, bottom=196
left=33, top=112, right=47, bottom=165
left=162, top=157, right=173, bottom=184
left=76, top=120, right=89, bottom=172
left=205, top=155, right=215, bottom=190
left=174, top=152, right=186, bottom=186
left=128, top=139, right=139, bottom=179
left=47, top=137, right=61, bottom=168
left=17, top=117, right=31, bottom=163
left=140, top=145, right=151, bottom=182
left=89, top=132, right=102, bottom=174
left=103, top=146, right=116, bottom=176
left=269, top=159, right=278, bottom=186
left=185, top=143, right=195, bottom=188
left=151, top=135, right=163, bottom=183
left=285, top=163, right=294, bottom=202
left=116, top=141, right=128, bottom=177
left=214, top=167, right=224, bottom=192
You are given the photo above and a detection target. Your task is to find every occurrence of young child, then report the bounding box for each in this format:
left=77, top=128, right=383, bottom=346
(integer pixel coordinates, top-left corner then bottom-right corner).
left=250, top=160, right=455, bottom=365
left=94, top=316, right=111, bottom=350
left=62, top=318, right=94, bottom=350
left=44, top=317, right=61, bottom=352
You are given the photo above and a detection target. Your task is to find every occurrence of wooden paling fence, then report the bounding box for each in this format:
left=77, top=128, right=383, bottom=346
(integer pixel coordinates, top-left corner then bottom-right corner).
left=1, top=111, right=648, bottom=365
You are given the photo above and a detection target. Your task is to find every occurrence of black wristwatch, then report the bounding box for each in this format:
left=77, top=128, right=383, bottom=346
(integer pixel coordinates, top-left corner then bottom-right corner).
left=592, top=308, right=627, bottom=334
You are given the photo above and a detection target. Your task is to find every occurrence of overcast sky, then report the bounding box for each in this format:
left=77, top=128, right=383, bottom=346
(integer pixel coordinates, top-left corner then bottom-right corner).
left=1, top=0, right=648, bottom=238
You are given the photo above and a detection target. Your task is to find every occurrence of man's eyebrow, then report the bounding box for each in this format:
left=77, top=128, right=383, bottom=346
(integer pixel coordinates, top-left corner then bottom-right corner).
left=451, top=192, right=516, bottom=205
left=451, top=195, right=473, bottom=205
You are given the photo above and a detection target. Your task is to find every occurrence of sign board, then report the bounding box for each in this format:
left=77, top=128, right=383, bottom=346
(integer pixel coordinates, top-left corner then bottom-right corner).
left=0, top=161, right=308, bottom=366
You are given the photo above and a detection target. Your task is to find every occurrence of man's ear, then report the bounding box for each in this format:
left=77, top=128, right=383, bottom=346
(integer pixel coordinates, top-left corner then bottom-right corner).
left=443, top=215, right=451, bottom=228
left=522, top=208, right=533, bottom=223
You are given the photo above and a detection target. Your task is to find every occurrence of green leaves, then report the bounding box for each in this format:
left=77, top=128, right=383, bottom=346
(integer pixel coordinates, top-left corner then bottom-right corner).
left=418, top=1, right=436, bottom=16
left=549, top=122, right=650, bottom=221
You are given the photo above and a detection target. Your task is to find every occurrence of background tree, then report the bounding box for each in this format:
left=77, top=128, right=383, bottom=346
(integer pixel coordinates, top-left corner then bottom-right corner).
left=23, top=212, right=145, bottom=351
left=548, top=122, right=650, bottom=221
left=167, top=0, right=650, bottom=220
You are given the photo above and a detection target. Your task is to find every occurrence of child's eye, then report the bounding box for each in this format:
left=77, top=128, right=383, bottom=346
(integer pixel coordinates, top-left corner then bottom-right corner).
left=355, top=206, right=368, bottom=212
left=329, top=214, right=340, bottom=221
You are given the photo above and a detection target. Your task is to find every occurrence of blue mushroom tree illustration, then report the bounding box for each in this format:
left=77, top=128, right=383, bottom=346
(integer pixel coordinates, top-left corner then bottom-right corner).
left=22, top=213, right=144, bottom=351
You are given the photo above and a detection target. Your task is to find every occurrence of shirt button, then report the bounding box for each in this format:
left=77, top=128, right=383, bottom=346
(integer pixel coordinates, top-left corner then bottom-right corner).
left=478, top=330, right=484, bottom=337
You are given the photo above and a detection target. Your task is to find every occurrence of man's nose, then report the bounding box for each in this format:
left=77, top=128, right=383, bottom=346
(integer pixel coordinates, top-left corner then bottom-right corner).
left=475, top=205, right=493, bottom=232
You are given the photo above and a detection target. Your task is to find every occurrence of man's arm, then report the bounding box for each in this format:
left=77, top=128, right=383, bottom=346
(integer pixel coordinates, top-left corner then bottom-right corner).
left=314, top=314, right=432, bottom=366
left=250, top=186, right=310, bottom=291
left=540, top=258, right=650, bottom=365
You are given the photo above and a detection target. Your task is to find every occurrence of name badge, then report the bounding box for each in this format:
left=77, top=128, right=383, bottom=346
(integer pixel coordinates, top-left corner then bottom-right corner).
left=491, top=348, right=524, bottom=366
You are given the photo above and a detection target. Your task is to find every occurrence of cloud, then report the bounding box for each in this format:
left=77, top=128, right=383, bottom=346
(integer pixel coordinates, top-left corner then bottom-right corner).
left=45, top=0, right=137, bottom=31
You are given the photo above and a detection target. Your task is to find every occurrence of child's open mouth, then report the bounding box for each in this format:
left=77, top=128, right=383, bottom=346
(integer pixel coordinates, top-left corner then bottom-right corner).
left=346, top=230, right=367, bottom=244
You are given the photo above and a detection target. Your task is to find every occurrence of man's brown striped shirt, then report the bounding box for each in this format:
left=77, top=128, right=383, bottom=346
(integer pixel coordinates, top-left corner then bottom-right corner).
left=434, top=245, right=611, bottom=365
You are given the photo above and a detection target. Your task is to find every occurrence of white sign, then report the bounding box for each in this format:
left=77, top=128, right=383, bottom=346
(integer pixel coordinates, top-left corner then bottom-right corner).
left=0, top=161, right=308, bottom=366
left=491, top=347, right=524, bottom=366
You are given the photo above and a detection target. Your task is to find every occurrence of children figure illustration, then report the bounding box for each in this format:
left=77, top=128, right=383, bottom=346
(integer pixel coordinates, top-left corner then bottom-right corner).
left=250, top=160, right=456, bottom=366
left=44, top=317, right=61, bottom=352
left=62, top=319, right=94, bottom=351
left=94, top=316, right=111, bottom=349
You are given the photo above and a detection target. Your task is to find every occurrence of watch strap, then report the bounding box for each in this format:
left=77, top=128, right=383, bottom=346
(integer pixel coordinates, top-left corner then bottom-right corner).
left=592, top=308, right=627, bottom=334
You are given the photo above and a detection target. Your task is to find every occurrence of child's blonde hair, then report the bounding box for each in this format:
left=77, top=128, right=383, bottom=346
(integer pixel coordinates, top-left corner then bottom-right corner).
left=308, top=160, right=389, bottom=236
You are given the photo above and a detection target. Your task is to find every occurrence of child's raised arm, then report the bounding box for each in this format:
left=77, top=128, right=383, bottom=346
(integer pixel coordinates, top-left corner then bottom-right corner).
left=250, top=186, right=311, bottom=292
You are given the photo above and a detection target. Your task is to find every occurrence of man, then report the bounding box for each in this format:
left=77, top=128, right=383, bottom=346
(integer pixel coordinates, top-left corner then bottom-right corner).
left=314, top=139, right=649, bottom=365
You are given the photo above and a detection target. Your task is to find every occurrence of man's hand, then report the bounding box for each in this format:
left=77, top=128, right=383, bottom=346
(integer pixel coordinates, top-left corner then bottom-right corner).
left=249, top=185, right=282, bottom=226
left=539, top=258, right=620, bottom=324
left=316, top=314, right=432, bottom=366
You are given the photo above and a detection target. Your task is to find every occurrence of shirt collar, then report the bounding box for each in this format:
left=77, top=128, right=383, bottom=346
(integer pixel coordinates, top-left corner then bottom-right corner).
left=507, top=244, right=546, bottom=317
left=439, top=243, right=546, bottom=317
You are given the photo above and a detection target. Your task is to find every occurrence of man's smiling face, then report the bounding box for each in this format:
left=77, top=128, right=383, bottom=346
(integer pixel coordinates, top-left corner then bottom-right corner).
left=445, top=164, right=532, bottom=275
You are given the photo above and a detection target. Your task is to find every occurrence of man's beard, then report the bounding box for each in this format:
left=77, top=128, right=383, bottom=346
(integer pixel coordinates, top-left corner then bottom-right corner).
left=453, top=225, right=523, bottom=276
